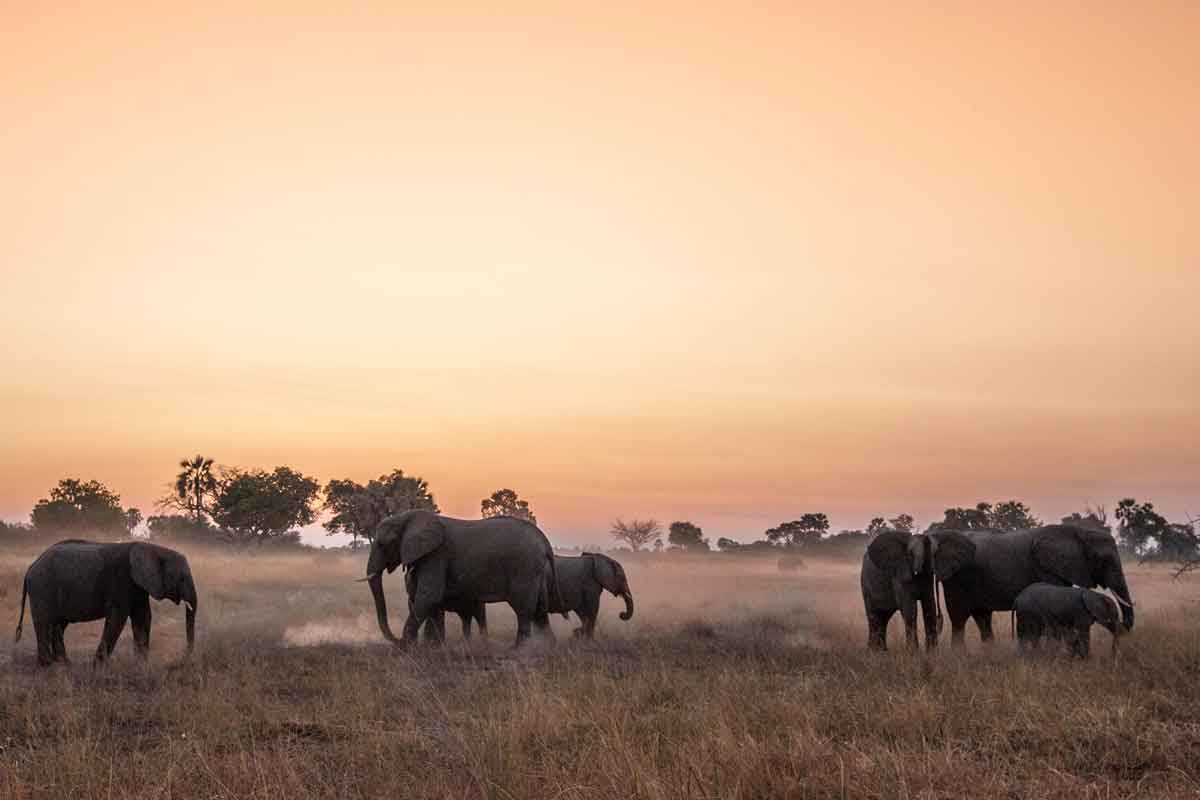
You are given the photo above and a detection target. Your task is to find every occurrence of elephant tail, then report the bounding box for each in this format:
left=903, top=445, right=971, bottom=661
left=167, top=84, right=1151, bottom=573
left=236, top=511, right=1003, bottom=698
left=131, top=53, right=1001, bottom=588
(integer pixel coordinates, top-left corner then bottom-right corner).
left=14, top=574, right=28, bottom=643
left=544, top=548, right=565, bottom=619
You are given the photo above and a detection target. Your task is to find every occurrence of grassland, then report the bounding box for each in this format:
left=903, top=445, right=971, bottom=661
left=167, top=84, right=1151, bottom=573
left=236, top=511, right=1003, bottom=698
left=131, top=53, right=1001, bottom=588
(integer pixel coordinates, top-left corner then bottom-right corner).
left=1, top=544, right=1198, bottom=799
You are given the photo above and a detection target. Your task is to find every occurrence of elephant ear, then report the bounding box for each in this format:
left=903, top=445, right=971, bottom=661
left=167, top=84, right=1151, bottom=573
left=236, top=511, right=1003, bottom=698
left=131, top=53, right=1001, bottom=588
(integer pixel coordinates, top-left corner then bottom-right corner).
left=866, top=531, right=911, bottom=576
left=400, top=512, right=445, bottom=566
left=1082, top=590, right=1117, bottom=627
left=590, top=554, right=620, bottom=594
left=130, top=543, right=167, bottom=600
left=1032, top=526, right=1093, bottom=587
left=931, top=531, right=975, bottom=580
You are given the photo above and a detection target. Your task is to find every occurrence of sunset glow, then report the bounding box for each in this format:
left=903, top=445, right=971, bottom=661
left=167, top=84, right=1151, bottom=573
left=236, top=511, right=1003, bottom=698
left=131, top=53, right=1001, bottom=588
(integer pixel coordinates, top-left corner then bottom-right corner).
left=3, top=3, right=1197, bottom=542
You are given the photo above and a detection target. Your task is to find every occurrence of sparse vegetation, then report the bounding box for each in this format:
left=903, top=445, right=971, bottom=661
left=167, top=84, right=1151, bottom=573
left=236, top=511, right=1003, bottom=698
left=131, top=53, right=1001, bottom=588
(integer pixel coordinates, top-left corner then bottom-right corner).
left=1, top=544, right=1197, bottom=799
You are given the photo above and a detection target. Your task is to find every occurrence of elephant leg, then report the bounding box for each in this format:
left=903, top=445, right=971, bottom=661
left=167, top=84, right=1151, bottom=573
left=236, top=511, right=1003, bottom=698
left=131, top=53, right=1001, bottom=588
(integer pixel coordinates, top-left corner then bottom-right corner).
left=94, top=608, right=128, bottom=665
left=459, top=612, right=473, bottom=640
left=401, top=613, right=422, bottom=644
left=514, top=614, right=533, bottom=647
left=53, top=623, right=70, bottom=663
left=972, top=611, right=995, bottom=643
left=584, top=615, right=596, bottom=639
left=919, top=592, right=939, bottom=650
left=533, top=609, right=555, bottom=642
left=900, top=603, right=919, bottom=651
left=866, top=609, right=892, bottom=651
left=130, top=595, right=152, bottom=658
left=475, top=606, right=488, bottom=639
left=33, top=618, right=55, bottom=667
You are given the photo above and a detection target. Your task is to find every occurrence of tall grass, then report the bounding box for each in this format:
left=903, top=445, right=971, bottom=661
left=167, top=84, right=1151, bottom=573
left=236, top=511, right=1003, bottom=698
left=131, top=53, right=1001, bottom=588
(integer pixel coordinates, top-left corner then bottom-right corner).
left=1, top=545, right=1197, bottom=798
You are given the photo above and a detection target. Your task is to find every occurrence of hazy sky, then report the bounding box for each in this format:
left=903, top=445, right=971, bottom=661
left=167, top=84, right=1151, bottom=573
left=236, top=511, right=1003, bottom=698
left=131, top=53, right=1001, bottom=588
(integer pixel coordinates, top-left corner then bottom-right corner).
left=2, top=3, right=1197, bottom=544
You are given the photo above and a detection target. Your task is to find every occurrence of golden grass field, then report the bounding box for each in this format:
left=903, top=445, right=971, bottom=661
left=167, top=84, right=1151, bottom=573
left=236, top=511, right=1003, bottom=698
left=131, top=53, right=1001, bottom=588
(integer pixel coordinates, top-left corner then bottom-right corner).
left=1, top=543, right=1198, bottom=799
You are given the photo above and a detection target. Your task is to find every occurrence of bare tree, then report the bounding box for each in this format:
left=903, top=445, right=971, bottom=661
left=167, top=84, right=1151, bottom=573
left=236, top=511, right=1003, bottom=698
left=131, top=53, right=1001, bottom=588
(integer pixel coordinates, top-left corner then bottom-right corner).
left=610, top=518, right=661, bottom=551
left=1172, top=513, right=1200, bottom=579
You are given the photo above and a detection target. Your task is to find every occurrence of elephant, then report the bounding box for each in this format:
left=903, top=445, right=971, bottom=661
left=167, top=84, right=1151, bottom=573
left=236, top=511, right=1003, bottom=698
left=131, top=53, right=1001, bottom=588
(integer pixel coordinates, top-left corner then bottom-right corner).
left=14, top=539, right=197, bottom=667
left=860, top=531, right=972, bottom=651
left=546, top=552, right=633, bottom=639
left=932, top=524, right=1134, bottom=647
left=404, top=568, right=487, bottom=642
left=1013, top=582, right=1122, bottom=658
left=363, top=511, right=560, bottom=648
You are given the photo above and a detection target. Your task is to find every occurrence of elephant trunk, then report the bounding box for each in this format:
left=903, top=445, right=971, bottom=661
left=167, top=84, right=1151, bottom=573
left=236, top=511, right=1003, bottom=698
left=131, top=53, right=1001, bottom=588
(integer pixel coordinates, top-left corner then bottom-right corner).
left=368, top=572, right=400, bottom=643
left=1106, top=569, right=1135, bottom=631
left=182, top=578, right=197, bottom=652
left=619, top=589, right=634, bottom=621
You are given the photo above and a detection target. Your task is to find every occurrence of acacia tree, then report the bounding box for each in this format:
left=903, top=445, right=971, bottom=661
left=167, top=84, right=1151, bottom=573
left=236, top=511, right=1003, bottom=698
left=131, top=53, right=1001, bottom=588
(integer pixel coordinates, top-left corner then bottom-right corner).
left=611, top=518, right=661, bottom=551
left=213, top=466, right=320, bottom=544
left=481, top=488, right=537, bottom=524
left=322, top=470, right=438, bottom=546
left=31, top=478, right=127, bottom=535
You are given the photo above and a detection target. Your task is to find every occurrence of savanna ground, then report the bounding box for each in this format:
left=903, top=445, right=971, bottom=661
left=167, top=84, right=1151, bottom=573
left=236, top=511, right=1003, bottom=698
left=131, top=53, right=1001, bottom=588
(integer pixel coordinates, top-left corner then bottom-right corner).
left=1, top=543, right=1198, bottom=799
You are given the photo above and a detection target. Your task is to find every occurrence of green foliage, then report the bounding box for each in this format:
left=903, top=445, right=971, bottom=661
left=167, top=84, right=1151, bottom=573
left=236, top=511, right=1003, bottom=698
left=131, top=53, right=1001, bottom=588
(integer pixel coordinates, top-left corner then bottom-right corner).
left=30, top=478, right=127, bottom=536
left=1114, top=497, right=1168, bottom=554
left=322, top=470, right=439, bottom=545
left=213, top=466, right=320, bottom=543
left=668, top=521, right=709, bottom=551
left=146, top=514, right=221, bottom=545
left=481, top=488, right=537, bottom=524
left=867, top=514, right=914, bottom=538
left=765, top=513, right=829, bottom=548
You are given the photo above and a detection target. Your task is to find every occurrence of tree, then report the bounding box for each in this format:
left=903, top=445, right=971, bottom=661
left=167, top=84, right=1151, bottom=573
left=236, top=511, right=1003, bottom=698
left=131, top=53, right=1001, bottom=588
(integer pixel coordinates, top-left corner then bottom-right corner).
left=610, top=518, right=661, bottom=551
left=766, top=513, right=829, bottom=548
left=988, top=500, right=1040, bottom=531
left=668, top=521, right=709, bottom=551
left=146, top=514, right=220, bottom=546
left=124, top=508, right=143, bottom=537
left=1115, top=498, right=1168, bottom=554
left=166, top=455, right=219, bottom=521
left=322, top=469, right=439, bottom=546
left=1062, top=504, right=1110, bottom=533
left=888, top=514, right=915, bottom=534
left=866, top=517, right=888, bottom=538
left=716, top=537, right=741, bottom=552
left=212, top=466, right=320, bottom=543
left=481, top=488, right=537, bottom=524
left=31, top=478, right=126, bottom=535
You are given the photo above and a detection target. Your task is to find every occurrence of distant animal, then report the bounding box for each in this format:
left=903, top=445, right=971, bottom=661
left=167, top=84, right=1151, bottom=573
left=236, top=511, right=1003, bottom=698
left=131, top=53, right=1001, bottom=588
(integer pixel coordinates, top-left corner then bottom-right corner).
left=15, top=540, right=197, bottom=667
left=547, top=553, right=634, bottom=638
left=405, top=568, right=487, bottom=642
left=860, top=531, right=970, bottom=651
left=362, top=511, right=559, bottom=647
left=932, top=525, right=1135, bottom=647
left=1013, top=583, right=1123, bottom=658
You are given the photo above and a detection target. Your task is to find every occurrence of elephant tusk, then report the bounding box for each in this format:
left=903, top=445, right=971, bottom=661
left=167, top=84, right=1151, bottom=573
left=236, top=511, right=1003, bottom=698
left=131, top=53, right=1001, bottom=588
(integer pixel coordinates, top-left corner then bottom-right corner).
left=185, top=602, right=195, bottom=613
left=1111, top=593, right=1134, bottom=609
left=356, top=571, right=380, bottom=583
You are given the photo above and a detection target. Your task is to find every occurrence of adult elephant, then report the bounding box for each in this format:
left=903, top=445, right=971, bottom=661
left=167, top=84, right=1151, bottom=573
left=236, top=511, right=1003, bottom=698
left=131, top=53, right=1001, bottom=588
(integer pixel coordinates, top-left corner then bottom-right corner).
left=933, top=524, right=1134, bottom=646
left=15, top=540, right=197, bottom=666
left=860, top=531, right=975, bottom=651
left=363, top=511, right=559, bottom=647
left=548, top=552, right=633, bottom=639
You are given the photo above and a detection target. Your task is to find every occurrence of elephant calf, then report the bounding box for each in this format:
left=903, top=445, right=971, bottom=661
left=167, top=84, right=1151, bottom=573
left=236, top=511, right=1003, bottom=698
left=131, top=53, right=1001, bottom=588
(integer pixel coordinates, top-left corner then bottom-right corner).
left=1013, top=583, right=1122, bottom=658
left=405, top=569, right=487, bottom=642
left=15, top=540, right=197, bottom=667
left=548, top=553, right=633, bottom=639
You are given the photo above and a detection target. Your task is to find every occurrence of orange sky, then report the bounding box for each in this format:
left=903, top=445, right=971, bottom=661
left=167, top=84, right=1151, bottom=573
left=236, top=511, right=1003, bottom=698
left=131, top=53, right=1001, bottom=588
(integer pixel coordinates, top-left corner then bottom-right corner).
left=2, top=3, right=1198, bottom=544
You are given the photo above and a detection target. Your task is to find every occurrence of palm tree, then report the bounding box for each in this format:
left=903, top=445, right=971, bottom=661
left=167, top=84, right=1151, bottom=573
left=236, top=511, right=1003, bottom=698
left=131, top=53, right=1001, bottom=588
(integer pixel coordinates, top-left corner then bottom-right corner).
left=174, top=455, right=217, bottom=522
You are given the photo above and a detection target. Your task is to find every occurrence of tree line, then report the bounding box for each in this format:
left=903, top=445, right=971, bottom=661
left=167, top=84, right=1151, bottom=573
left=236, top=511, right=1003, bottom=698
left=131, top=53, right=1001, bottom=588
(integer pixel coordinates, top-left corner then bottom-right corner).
left=0, top=455, right=537, bottom=550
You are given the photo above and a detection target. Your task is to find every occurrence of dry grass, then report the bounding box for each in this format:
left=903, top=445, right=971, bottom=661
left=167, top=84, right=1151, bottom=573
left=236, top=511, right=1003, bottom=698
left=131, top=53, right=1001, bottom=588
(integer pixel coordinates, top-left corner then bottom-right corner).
left=1, top=546, right=1199, bottom=799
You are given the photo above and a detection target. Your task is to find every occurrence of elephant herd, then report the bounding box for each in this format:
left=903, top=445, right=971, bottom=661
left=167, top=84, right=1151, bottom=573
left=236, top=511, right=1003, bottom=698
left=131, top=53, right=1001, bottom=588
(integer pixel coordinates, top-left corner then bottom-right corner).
left=860, top=524, right=1135, bottom=657
left=13, top=511, right=635, bottom=666
left=13, top=516, right=1136, bottom=668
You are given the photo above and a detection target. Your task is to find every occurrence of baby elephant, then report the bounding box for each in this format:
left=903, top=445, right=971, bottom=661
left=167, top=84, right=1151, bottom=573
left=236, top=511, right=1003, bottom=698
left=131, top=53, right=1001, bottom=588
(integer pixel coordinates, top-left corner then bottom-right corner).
left=1013, top=583, right=1121, bottom=658
left=404, top=569, right=487, bottom=643
left=548, top=553, right=633, bottom=639
left=16, top=539, right=197, bottom=666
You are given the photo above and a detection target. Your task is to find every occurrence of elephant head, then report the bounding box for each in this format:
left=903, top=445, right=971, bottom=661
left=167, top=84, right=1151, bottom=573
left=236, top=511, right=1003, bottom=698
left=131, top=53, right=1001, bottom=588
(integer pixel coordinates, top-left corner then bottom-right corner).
left=363, top=511, right=445, bottom=643
left=867, top=531, right=936, bottom=580
left=1082, top=589, right=1122, bottom=637
left=928, top=530, right=976, bottom=582
left=130, top=543, right=197, bottom=651
left=588, top=553, right=633, bottom=620
left=1032, top=525, right=1134, bottom=631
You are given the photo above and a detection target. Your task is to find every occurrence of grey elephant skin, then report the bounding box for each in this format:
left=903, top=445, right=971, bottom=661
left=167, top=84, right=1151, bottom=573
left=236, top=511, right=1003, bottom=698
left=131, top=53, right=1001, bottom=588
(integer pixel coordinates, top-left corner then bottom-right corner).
left=861, top=531, right=973, bottom=651
left=15, top=540, right=197, bottom=666
left=1013, top=583, right=1122, bottom=658
left=934, top=524, right=1134, bottom=646
left=364, top=511, right=559, bottom=647
left=547, top=553, right=633, bottom=638
left=405, top=568, right=487, bottom=642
